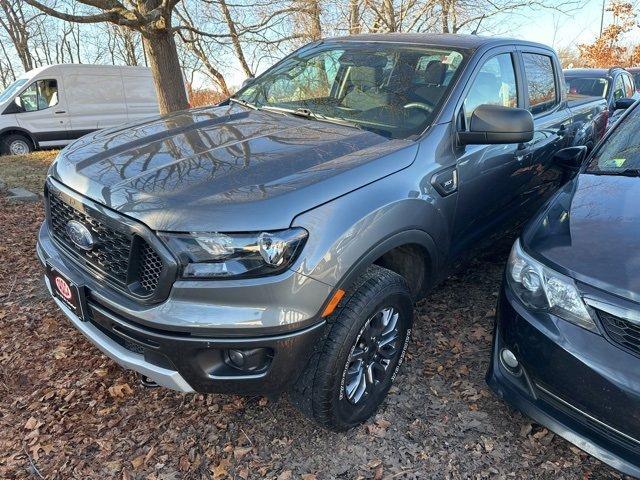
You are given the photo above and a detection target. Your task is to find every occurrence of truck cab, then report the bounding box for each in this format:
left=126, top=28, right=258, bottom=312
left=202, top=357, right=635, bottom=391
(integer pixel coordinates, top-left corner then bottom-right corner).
left=37, top=34, right=607, bottom=431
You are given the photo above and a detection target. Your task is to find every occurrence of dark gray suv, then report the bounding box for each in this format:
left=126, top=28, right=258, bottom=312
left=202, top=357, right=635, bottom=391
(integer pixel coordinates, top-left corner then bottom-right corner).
left=37, top=34, right=606, bottom=430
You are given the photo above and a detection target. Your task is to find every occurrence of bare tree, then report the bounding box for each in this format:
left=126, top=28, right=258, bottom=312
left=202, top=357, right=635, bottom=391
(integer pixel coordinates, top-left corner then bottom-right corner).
left=0, top=0, right=42, bottom=71
left=23, top=0, right=189, bottom=113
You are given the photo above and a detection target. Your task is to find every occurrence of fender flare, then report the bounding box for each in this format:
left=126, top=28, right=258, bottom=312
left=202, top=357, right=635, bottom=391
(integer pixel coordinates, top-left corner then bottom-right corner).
left=319, top=229, right=443, bottom=314
left=0, top=126, right=37, bottom=148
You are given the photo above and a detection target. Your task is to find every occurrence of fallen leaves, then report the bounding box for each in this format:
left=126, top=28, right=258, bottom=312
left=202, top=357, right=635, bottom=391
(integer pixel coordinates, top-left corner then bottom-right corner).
left=108, top=383, right=134, bottom=398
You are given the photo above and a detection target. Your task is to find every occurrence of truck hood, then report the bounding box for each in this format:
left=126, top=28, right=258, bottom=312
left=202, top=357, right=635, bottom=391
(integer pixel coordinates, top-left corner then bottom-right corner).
left=523, top=174, right=640, bottom=301
left=50, top=104, right=417, bottom=232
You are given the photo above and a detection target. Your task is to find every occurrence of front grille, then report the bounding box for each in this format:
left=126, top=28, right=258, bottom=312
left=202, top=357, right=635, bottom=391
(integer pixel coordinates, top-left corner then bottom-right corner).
left=598, top=309, right=640, bottom=357
left=47, top=186, right=168, bottom=299
left=49, top=192, right=131, bottom=286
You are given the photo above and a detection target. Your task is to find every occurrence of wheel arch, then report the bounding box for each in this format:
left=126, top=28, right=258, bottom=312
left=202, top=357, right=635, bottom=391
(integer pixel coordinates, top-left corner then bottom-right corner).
left=0, top=127, right=37, bottom=149
left=335, top=230, right=442, bottom=301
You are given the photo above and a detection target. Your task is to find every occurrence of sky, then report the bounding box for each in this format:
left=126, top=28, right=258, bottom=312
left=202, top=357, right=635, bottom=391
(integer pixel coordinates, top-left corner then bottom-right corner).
left=502, top=0, right=616, bottom=48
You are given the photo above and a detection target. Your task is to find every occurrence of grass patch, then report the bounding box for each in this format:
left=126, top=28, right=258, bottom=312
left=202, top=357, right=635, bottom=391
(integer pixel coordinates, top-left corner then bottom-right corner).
left=0, top=150, right=58, bottom=194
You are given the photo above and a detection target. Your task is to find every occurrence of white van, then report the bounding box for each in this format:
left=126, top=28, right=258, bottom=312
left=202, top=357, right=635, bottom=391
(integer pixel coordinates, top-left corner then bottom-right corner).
left=0, top=64, right=159, bottom=155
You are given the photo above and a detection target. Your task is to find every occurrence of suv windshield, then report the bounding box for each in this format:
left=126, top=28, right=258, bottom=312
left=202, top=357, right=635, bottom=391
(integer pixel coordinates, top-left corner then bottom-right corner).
left=586, top=105, right=640, bottom=174
left=235, top=43, right=465, bottom=139
left=565, top=76, right=608, bottom=98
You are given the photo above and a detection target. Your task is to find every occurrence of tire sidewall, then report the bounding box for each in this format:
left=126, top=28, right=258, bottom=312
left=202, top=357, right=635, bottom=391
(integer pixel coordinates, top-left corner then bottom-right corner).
left=323, top=288, right=413, bottom=429
left=2, top=134, right=33, bottom=155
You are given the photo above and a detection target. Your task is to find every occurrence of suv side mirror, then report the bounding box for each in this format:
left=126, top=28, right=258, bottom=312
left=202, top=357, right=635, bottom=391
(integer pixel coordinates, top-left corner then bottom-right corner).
left=458, top=104, right=534, bottom=145
left=553, top=146, right=587, bottom=171
left=615, top=97, right=635, bottom=110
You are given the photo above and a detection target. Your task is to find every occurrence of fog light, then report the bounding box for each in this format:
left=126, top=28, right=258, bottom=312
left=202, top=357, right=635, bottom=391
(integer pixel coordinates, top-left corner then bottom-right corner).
left=501, top=348, right=519, bottom=370
left=224, top=348, right=272, bottom=372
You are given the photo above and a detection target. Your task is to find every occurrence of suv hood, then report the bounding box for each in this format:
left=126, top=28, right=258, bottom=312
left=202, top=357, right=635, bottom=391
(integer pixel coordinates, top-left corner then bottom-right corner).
left=51, top=104, right=417, bottom=232
left=524, top=174, right=640, bottom=301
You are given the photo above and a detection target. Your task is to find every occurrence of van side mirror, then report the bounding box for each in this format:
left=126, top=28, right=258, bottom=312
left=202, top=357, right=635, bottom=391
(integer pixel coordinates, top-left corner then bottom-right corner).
left=458, top=104, right=534, bottom=146
left=241, top=76, right=255, bottom=89
left=553, top=146, right=587, bottom=171
left=615, top=97, right=635, bottom=110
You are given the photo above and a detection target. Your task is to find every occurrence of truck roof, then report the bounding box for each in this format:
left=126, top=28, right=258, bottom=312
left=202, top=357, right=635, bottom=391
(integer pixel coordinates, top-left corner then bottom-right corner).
left=564, top=67, right=624, bottom=77
left=325, top=33, right=550, bottom=51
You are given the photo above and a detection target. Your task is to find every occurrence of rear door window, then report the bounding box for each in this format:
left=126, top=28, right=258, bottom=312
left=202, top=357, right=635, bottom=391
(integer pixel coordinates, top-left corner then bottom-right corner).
left=522, top=53, right=557, bottom=115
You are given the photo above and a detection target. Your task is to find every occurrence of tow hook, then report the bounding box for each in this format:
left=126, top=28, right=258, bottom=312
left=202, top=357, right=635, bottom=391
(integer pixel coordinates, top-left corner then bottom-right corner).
left=139, top=374, right=159, bottom=388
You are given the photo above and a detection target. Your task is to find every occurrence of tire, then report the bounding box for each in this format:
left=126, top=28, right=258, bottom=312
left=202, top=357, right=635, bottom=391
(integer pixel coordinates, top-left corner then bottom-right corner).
left=1, top=133, right=33, bottom=156
left=289, top=265, right=414, bottom=431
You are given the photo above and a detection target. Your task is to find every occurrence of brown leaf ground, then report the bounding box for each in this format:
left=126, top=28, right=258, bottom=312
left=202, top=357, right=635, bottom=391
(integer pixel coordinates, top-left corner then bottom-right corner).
left=0, top=153, right=623, bottom=479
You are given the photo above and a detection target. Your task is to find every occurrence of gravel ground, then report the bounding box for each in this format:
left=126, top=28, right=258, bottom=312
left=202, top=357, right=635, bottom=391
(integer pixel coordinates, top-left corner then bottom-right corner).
left=0, top=197, right=623, bottom=480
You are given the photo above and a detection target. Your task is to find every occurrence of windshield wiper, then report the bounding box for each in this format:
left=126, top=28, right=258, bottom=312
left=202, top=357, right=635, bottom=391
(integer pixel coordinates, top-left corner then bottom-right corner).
left=588, top=168, right=640, bottom=177
left=229, top=97, right=259, bottom=110
left=262, top=106, right=363, bottom=130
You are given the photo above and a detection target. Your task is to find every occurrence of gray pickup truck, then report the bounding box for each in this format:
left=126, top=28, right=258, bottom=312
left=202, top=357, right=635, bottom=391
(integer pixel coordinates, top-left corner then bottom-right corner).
left=37, top=34, right=607, bottom=430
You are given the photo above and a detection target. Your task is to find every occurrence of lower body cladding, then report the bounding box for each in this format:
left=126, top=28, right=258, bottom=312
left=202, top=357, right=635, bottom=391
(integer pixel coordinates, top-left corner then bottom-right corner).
left=37, top=224, right=328, bottom=396
left=487, top=282, right=640, bottom=478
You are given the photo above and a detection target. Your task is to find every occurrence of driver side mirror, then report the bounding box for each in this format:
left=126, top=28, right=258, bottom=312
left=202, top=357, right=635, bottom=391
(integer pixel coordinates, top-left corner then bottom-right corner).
left=614, top=97, right=635, bottom=110
left=553, top=146, right=587, bottom=171
left=458, top=104, right=534, bottom=146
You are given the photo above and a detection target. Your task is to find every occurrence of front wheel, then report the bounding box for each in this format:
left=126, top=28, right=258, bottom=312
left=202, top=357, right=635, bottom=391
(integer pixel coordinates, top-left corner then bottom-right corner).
left=290, top=265, right=414, bottom=431
left=1, top=134, right=33, bottom=156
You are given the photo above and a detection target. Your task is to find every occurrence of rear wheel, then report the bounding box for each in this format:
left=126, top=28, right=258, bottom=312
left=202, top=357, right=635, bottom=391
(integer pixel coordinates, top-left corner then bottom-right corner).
left=1, top=134, right=33, bottom=156
left=290, top=265, right=413, bottom=431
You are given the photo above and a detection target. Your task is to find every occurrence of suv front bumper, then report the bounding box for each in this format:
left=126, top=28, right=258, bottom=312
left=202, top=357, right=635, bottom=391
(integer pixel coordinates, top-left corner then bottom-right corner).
left=38, top=222, right=328, bottom=395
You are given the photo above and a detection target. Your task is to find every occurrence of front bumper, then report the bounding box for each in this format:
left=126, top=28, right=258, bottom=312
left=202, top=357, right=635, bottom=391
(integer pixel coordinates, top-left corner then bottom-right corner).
left=38, top=222, right=328, bottom=395
left=487, top=282, right=640, bottom=478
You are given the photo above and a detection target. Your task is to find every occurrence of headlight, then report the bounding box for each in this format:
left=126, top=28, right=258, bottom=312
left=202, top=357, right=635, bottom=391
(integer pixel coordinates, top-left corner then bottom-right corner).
left=160, top=228, right=307, bottom=279
left=507, top=240, right=597, bottom=332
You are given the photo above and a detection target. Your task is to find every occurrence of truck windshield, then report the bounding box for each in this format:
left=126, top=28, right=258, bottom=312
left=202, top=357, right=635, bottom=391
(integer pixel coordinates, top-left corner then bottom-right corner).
left=586, top=106, right=640, bottom=175
left=0, top=78, right=27, bottom=104
left=235, top=43, right=465, bottom=139
left=565, top=77, right=608, bottom=98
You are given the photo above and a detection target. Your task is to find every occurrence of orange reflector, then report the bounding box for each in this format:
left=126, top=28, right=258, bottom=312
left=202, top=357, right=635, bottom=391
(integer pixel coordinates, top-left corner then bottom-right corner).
left=322, top=289, right=345, bottom=317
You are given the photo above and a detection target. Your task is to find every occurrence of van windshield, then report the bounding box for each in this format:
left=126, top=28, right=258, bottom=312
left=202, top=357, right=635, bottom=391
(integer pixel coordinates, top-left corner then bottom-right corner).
left=0, top=79, right=27, bottom=104
left=235, top=43, right=466, bottom=139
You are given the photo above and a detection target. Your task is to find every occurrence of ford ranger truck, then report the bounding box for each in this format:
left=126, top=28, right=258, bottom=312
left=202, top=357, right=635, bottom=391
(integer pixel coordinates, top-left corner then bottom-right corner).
left=37, top=34, right=607, bottom=430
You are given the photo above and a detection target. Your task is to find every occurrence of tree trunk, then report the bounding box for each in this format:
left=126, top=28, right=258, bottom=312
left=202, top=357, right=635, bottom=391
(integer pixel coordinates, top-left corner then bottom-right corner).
left=349, top=0, right=361, bottom=34
left=142, top=30, right=190, bottom=114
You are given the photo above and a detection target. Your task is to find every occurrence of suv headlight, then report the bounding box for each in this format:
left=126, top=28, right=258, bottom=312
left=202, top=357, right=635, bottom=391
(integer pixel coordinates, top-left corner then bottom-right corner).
left=507, top=239, right=597, bottom=332
left=160, top=228, right=307, bottom=279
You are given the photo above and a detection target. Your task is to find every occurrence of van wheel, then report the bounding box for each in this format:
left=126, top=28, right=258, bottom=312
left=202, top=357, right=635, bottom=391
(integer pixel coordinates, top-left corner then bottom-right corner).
left=289, top=265, right=413, bottom=431
left=1, top=134, right=33, bottom=156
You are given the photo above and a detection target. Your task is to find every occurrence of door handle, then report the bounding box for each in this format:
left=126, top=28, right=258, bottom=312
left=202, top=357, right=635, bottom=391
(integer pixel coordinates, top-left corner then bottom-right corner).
left=54, top=110, right=66, bottom=114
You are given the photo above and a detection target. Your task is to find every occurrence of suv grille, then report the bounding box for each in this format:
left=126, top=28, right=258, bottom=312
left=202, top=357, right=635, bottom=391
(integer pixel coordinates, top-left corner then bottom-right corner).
left=598, top=309, right=640, bottom=357
left=47, top=187, right=168, bottom=299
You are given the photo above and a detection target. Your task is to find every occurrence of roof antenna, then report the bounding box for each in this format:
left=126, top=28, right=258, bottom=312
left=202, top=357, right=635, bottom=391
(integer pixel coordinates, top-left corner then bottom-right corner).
left=471, top=15, right=485, bottom=35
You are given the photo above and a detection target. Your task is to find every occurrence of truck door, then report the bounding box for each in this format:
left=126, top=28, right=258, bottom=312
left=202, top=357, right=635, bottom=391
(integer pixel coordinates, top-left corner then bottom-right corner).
left=14, top=78, right=70, bottom=146
left=450, top=48, right=530, bottom=257
left=514, top=49, right=571, bottom=218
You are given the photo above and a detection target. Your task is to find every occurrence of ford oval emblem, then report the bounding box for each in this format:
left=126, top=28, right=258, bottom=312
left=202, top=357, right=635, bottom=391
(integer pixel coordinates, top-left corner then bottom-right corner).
left=65, top=220, right=95, bottom=250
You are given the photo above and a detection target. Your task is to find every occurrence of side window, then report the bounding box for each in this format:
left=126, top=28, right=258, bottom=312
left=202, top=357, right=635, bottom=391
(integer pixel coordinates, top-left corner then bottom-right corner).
left=17, top=79, right=58, bottom=112
left=522, top=53, right=557, bottom=115
left=463, top=53, right=518, bottom=126
left=623, top=74, right=635, bottom=97
left=613, top=75, right=625, bottom=101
